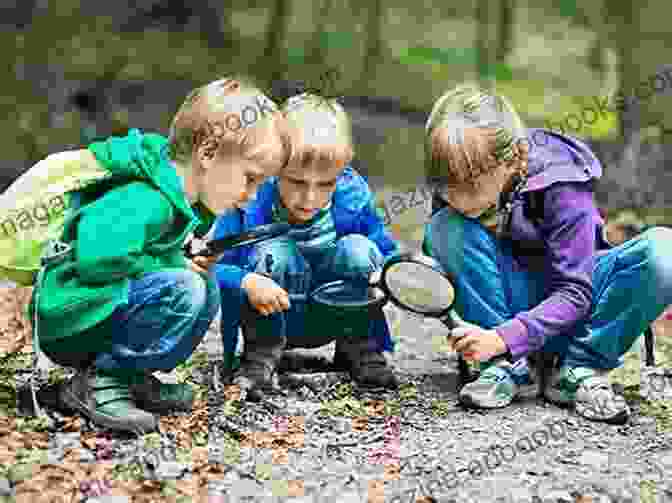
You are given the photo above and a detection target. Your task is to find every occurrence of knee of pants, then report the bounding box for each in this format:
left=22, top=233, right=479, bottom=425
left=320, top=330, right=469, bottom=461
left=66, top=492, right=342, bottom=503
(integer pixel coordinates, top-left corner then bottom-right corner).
left=165, top=269, right=210, bottom=315
left=251, top=239, right=308, bottom=280
left=332, top=234, right=383, bottom=279
left=643, top=226, right=672, bottom=290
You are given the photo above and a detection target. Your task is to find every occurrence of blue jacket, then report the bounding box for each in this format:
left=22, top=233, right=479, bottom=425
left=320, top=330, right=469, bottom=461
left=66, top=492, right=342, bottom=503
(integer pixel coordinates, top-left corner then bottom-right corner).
left=213, top=165, right=399, bottom=352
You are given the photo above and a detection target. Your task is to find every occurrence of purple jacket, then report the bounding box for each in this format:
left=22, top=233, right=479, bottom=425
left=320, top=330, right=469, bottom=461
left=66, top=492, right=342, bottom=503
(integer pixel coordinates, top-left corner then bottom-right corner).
left=493, top=129, right=608, bottom=360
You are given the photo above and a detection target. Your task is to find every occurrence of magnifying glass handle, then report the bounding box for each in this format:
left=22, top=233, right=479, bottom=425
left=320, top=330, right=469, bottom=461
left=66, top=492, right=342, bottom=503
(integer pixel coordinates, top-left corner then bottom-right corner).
left=442, top=312, right=457, bottom=330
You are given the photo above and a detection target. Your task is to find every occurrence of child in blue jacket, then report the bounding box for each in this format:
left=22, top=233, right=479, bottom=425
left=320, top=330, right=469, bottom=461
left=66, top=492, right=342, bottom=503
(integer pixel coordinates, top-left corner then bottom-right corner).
left=214, top=92, right=400, bottom=398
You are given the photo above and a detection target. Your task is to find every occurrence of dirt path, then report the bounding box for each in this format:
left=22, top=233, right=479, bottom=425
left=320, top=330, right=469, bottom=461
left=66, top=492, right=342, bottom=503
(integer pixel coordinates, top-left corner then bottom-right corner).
left=200, top=302, right=672, bottom=503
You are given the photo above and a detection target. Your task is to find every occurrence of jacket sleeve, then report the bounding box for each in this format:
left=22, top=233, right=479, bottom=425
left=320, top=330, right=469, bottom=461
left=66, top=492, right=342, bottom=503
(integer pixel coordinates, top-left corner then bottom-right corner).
left=213, top=208, right=248, bottom=292
left=495, top=182, right=596, bottom=360
left=75, top=182, right=175, bottom=285
left=357, top=194, right=401, bottom=259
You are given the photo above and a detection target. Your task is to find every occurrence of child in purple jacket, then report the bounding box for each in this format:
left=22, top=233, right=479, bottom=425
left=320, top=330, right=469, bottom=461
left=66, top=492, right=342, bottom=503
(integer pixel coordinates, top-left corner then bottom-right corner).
left=423, top=84, right=672, bottom=423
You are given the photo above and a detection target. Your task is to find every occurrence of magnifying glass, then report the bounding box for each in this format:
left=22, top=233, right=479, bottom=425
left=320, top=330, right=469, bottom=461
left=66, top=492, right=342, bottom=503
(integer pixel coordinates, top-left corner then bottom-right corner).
left=183, top=222, right=293, bottom=259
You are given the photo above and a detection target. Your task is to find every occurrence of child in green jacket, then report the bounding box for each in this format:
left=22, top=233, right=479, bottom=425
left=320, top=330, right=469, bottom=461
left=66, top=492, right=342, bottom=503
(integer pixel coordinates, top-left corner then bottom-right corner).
left=31, top=76, right=288, bottom=433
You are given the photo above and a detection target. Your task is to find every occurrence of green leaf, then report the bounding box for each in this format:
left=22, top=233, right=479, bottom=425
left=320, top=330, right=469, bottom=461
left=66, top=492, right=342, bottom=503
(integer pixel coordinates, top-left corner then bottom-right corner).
left=558, top=0, right=578, bottom=18
left=320, top=31, right=353, bottom=49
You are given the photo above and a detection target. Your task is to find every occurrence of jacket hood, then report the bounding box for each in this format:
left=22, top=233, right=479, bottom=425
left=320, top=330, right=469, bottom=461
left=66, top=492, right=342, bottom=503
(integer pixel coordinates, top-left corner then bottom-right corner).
left=87, top=128, right=200, bottom=248
left=523, top=128, right=602, bottom=193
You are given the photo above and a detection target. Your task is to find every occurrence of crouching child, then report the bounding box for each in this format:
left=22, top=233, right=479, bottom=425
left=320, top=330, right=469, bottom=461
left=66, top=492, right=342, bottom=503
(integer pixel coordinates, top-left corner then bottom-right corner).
left=29, top=76, right=288, bottom=433
left=214, top=91, right=400, bottom=399
left=423, top=84, right=672, bottom=423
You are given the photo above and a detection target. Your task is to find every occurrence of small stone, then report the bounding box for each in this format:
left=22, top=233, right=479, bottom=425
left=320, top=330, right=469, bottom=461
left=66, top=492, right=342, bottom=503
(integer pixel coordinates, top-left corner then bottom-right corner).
left=53, top=432, right=81, bottom=449
left=539, top=489, right=574, bottom=502
left=578, top=450, right=610, bottom=469
left=79, top=450, right=97, bottom=463
left=46, top=450, right=64, bottom=464
left=0, top=478, right=12, bottom=496
left=154, top=461, right=189, bottom=479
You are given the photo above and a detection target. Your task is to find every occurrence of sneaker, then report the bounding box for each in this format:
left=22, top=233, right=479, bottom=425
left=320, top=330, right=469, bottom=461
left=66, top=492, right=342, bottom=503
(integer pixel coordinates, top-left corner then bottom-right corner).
left=129, top=373, right=195, bottom=413
left=60, top=368, right=158, bottom=434
left=459, top=360, right=538, bottom=409
left=544, top=366, right=630, bottom=424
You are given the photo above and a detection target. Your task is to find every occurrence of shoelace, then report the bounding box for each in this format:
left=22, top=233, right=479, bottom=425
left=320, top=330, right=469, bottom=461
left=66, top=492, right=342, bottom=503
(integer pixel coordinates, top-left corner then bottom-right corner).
left=479, top=368, right=510, bottom=383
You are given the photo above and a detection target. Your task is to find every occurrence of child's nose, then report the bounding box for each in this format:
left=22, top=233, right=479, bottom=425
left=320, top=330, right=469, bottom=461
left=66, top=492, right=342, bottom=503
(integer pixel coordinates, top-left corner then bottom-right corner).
left=304, top=187, right=318, bottom=204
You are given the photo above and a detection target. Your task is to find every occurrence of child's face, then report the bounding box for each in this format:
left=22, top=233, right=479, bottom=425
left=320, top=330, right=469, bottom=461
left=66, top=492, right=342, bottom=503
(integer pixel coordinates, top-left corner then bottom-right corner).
left=441, top=162, right=517, bottom=218
left=278, top=158, right=343, bottom=224
left=196, top=127, right=286, bottom=213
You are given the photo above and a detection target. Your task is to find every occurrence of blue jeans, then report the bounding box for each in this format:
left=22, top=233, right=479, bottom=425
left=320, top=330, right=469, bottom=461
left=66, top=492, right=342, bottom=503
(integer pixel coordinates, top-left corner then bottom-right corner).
left=44, top=270, right=220, bottom=373
left=427, top=206, right=672, bottom=370
left=217, top=234, right=392, bottom=361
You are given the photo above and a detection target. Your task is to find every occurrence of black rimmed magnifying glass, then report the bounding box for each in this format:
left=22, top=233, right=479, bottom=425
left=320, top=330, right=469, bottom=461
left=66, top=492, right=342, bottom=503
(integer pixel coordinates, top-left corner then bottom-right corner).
left=183, top=222, right=293, bottom=259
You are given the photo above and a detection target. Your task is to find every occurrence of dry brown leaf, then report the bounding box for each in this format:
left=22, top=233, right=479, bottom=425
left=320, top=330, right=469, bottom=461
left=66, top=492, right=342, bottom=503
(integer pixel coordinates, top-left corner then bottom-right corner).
left=367, top=479, right=386, bottom=503
left=365, top=399, right=386, bottom=417
left=383, top=463, right=400, bottom=481
left=221, top=384, right=242, bottom=401
left=352, top=416, right=368, bottom=431
left=0, top=287, right=33, bottom=356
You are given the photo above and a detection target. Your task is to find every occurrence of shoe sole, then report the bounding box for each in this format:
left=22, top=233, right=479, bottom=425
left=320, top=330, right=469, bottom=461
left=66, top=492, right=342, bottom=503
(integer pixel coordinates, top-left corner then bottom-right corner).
left=133, top=399, right=193, bottom=414
left=459, top=383, right=539, bottom=409
left=61, top=387, right=158, bottom=434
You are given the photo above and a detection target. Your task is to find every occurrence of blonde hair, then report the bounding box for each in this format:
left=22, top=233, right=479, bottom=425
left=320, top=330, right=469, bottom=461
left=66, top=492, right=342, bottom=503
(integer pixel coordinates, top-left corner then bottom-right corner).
left=168, top=76, right=286, bottom=162
left=425, top=84, right=528, bottom=189
left=279, top=94, right=354, bottom=170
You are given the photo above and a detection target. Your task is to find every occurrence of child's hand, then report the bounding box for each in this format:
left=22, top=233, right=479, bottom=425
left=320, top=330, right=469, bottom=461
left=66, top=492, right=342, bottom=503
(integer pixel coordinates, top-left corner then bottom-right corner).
left=448, top=326, right=508, bottom=362
left=242, top=273, right=291, bottom=316
left=188, top=255, right=219, bottom=276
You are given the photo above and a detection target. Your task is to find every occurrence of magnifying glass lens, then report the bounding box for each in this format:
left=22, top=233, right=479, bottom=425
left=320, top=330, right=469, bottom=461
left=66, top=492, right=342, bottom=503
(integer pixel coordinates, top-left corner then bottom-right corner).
left=311, top=280, right=385, bottom=308
left=383, top=261, right=455, bottom=315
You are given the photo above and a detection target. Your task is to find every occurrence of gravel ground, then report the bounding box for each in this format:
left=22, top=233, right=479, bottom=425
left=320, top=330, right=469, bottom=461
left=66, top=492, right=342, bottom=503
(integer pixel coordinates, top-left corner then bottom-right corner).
left=3, top=264, right=672, bottom=502
left=199, top=302, right=672, bottom=503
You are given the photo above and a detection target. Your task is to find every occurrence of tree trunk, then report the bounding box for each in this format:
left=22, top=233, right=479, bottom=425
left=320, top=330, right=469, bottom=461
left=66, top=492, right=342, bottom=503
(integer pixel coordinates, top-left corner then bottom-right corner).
left=496, top=0, right=514, bottom=64
left=264, top=0, right=292, bottom=87
left=606, top=0, right=642, bottom=207
left=357, top=0, right=383, bottom=94
left=192, top=0, right=238, bottom=51
left=476, top=0, right=510, bottom=90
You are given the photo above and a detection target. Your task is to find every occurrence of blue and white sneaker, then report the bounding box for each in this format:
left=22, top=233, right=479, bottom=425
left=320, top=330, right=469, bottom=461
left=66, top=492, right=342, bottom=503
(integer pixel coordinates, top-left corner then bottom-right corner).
left=544, top=366, right=630, bottom=424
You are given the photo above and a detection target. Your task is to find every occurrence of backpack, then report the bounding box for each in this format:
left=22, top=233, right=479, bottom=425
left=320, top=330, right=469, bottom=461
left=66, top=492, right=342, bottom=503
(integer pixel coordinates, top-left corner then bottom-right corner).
left=0, top=149, right=113, bottom=286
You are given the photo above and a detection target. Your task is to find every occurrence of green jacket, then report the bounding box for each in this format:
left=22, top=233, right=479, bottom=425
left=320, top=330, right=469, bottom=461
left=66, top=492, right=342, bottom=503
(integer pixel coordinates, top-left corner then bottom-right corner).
left=35, top=129, right=215, bottom=346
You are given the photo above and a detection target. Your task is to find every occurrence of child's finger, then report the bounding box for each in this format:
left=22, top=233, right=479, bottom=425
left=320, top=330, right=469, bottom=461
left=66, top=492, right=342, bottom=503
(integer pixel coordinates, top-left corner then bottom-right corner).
left=267, top=297, right=283, bottom=314
left=195, top=255, right=217, bottom=270
left=453, top=334, right=479, bottom=353
left=253, top=301, right=269, bottom=316
left=188, top=260, right=207, bottom=276
left=277, top=292, right=290, bottom=311
left=447, top=327, right=472, bottom=349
